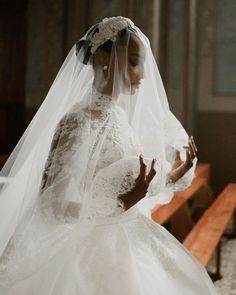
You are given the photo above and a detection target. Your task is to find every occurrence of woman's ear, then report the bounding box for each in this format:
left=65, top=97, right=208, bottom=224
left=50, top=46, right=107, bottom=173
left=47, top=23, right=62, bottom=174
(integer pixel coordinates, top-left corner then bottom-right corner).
left=93, top=49, right=110, bottom=68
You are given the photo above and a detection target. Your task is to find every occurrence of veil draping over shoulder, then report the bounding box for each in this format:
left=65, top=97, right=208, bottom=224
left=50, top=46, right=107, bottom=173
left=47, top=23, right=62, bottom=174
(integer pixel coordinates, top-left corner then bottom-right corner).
left=0, top=16, right=196, bottom=290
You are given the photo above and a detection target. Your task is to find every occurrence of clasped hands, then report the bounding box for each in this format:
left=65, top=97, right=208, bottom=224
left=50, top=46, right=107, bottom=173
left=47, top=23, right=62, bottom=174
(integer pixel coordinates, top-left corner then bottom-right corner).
left=117, top=136, right=198, bottom=211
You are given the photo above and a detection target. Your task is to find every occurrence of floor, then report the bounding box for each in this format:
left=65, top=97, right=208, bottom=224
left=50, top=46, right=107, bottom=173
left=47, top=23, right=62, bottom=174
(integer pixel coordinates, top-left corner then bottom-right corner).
left=208, top=219, right=236, bottom=295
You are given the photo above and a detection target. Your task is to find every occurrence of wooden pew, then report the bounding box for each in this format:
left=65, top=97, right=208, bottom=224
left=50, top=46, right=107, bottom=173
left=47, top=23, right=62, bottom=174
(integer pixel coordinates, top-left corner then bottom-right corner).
left=193, top=163, right=214, bottom=217
left=183, top=184, right=236, bottom=281
left=151, top=177, right=207, bottom=225
left=151, top=163, right=212, bottom=241
left=195, top=163, right=211, bottom=179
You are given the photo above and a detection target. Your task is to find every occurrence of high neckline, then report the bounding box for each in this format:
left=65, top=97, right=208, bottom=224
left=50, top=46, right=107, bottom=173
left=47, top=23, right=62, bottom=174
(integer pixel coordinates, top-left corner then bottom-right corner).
left=90, top=87, right=115, bottom=111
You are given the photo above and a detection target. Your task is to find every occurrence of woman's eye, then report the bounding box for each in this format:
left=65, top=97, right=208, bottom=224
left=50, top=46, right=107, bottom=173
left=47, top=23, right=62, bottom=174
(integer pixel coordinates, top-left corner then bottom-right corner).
left=130, top=59, right=139, bottom=66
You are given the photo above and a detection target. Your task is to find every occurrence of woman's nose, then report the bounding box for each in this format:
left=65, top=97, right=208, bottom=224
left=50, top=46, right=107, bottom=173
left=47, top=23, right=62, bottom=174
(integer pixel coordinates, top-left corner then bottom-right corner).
left=139, top=66, right=145, bottom=79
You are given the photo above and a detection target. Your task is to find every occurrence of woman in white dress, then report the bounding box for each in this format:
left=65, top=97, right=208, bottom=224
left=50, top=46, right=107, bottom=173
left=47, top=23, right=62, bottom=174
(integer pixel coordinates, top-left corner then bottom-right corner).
left=0, top=17, right=219, bottom=294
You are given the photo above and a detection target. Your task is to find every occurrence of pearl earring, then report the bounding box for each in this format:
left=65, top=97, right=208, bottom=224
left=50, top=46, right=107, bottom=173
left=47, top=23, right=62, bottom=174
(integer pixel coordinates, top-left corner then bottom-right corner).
left=103, top=65, right=108, bottom=71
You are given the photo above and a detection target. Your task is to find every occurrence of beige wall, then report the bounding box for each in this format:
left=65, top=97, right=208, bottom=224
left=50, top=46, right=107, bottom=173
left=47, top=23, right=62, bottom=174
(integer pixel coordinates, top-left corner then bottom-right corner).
left=195, top=0, right=236, bottom=192
left=161, top=0, right=236, bottom=192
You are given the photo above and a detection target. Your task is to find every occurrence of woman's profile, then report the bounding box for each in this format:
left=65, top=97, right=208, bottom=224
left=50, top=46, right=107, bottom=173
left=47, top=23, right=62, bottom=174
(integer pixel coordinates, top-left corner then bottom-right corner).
left=0, top=16, right=218, bottom=294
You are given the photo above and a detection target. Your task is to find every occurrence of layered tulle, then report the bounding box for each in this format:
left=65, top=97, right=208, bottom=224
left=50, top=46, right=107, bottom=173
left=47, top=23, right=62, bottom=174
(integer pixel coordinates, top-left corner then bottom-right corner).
left=3, top=208, right=218, bottom=295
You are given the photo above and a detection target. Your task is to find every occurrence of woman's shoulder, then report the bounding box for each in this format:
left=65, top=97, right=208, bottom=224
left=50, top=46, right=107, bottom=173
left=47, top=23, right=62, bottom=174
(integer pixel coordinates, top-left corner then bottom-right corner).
left=57, top=102, right=90, bottom=132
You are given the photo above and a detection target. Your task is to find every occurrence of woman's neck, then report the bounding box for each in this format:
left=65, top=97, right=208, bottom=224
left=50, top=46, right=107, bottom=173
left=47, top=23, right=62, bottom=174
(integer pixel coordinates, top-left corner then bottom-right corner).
left=92, top=75, right=119, bottom=98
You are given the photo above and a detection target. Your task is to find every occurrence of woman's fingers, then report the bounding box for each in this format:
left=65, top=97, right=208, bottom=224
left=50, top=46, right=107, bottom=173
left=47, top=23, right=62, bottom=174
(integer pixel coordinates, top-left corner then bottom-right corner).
left=188, top=136, right=197, bottom=157
left=137, top=155, right=156, bottom=189
left=146, top=158, right=156, bottom=184
left=183, top=135, right=198, bottom=161
left=183, top=146, right=193, bottom=158
left=185, top=148, right=193, bottom=165
left=188, top=141, right=195, bottom=159
left=190, top=136, right=198, bottom=154
left=174, top=150, right=181, bottom=161
left=183, top=146, right=194, bottom=168
left=138, top=155, right=147, bottom=181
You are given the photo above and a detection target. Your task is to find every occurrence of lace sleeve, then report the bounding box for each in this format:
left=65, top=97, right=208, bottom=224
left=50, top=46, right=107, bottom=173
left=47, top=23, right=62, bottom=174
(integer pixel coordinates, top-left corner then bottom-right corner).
left=89, top=157, right=140, bottom=218
left=38, top=108, right=88, bottom=223
left=147, top=110, right=197, bottom=205
left=40, top=118, right=65, bottom=193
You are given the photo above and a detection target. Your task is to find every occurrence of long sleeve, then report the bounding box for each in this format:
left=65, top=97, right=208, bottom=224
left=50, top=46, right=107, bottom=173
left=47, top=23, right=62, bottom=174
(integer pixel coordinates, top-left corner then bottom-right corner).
left=38, top=107, right=88, bottom=223
left=147, top=110, right=196, bottom=205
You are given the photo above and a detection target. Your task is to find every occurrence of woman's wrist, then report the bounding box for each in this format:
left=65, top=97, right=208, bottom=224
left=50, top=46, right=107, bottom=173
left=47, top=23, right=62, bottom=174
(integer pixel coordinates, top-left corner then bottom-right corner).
left=117, top=191, right=143, bottom=211
left=167, top=164, right=190, bottom=184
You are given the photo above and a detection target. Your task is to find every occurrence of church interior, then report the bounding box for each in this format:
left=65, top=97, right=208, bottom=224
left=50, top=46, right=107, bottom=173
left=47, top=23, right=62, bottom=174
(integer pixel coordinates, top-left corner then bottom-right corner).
left=0, top=0, right=236, bottom=293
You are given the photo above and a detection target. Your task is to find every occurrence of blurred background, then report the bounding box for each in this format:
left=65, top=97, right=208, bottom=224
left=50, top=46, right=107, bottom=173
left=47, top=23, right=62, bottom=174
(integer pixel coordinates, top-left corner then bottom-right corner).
left=0, top=0, right=236, bottom=194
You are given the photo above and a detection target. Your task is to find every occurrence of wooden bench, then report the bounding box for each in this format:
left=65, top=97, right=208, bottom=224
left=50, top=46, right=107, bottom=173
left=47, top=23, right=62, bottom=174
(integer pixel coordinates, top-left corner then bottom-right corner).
left=151, top=177, right=207, bottom=224
left=183, top=184, right=236, bottom=281
left=195, top=163, right=211, bottom=179
left=151, top=163, right=212, bottom=241
left=194, top=163, right=214, bottom=210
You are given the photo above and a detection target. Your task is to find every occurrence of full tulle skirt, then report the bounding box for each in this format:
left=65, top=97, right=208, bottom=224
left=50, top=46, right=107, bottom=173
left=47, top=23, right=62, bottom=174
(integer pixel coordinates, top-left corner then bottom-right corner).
left=4, top=207, right=219, bottom=295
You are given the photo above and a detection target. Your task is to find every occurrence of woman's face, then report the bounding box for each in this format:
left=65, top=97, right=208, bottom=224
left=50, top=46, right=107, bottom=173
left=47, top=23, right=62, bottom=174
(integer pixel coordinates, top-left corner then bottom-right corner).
left=93, top=33, right=145, bottom=95
left=114, top=33, right=145, bottom=94
left=126, top=34, right=145, bottom=93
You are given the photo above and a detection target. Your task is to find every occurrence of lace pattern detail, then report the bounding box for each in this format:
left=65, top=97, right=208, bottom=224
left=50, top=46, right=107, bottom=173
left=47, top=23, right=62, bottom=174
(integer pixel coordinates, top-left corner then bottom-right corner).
left=88, top=161, right=138, bottom=219
left=88, top=87, right=116, bottom=111
left=38, top=89, right=142, bottom=223
left=38, top=106, right=90, bottom=223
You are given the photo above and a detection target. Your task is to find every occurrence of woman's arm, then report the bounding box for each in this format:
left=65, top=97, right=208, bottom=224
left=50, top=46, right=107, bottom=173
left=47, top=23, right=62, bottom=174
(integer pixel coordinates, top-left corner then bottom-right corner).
left=40, top=119, right=64, bottom=194
left=166, top=136, right=197, bottom=184
left=39, top=112, right=85, bottom=222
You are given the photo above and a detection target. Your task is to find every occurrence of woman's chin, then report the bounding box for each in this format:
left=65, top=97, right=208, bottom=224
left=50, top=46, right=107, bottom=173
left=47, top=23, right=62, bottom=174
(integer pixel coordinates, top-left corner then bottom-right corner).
left=121, top=84, right=139, bottom=95
left=131, top=84, right=140, bottom=94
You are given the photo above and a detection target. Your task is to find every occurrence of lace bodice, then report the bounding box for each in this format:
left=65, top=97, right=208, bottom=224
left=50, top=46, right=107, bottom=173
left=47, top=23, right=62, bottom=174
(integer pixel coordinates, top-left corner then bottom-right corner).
left=87, top=105, right=143, bottom=219
left=38, top=90, right=143, bottom=223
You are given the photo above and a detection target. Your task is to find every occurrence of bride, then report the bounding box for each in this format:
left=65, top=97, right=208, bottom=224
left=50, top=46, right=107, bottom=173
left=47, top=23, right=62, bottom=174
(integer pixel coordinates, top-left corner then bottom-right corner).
left=0, top=16, right=219, bottom=294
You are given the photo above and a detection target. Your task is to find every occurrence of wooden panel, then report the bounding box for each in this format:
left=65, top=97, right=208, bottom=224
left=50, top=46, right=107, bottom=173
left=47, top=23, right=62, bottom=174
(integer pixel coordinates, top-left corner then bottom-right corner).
left=183, top=184, right=236, bottom=266
left=0, top=103, right=25, bottom=154
left=0, top=0, right=27, bottom=153
left=196, top=112, right=236, bottom=193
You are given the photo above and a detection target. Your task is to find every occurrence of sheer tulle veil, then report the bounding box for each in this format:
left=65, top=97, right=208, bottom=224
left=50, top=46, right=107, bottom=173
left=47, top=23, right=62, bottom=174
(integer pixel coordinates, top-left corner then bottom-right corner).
left=0, top=16, right=196, bottom=289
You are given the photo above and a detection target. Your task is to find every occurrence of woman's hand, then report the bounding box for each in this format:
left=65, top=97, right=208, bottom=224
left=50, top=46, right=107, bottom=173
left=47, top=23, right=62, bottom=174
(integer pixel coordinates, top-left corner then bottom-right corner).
left=117, top=155, right=156, bottom=211
left=168, top=136, right=198, bottom=183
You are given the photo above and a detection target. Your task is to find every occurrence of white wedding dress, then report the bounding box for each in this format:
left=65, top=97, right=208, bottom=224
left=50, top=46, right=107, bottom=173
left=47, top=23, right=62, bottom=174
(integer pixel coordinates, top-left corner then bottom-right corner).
left=1, top=90, right=219, bottom=295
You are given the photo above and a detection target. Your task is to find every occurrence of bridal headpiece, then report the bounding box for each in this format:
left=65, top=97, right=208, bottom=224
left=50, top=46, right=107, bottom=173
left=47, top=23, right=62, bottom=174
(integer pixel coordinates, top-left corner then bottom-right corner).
left=90, top=16, right=135, bottom=54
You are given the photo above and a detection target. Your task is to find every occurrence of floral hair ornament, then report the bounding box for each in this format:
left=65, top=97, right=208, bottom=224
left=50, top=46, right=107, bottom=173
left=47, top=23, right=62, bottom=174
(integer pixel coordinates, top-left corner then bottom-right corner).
left=90, top=16, right=136, bottom=54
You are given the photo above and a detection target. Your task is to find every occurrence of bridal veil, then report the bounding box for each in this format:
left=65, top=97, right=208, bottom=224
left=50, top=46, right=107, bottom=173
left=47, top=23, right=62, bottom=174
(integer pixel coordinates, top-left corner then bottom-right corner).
left=0, top=17, right=196, bottom=289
